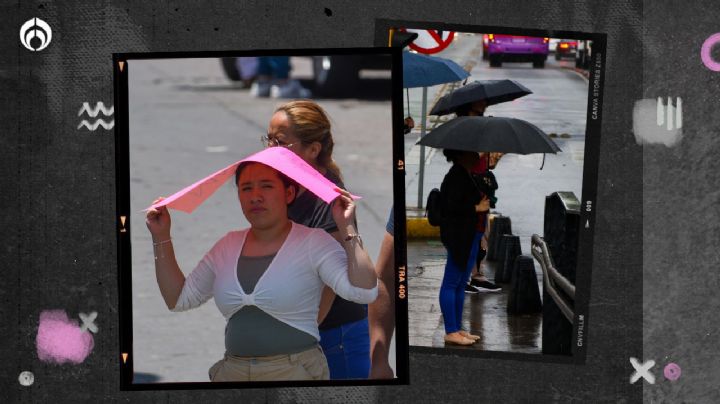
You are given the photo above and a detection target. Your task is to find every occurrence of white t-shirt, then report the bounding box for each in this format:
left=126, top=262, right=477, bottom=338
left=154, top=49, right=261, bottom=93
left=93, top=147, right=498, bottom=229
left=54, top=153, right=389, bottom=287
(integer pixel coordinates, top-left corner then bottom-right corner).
left=171, top=221, right=378, bottom=340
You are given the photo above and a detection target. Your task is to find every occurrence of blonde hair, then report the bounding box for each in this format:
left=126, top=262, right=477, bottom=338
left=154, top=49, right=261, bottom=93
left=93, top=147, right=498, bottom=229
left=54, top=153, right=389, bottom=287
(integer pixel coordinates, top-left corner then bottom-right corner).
left=275, top=100, right=342, bottom=180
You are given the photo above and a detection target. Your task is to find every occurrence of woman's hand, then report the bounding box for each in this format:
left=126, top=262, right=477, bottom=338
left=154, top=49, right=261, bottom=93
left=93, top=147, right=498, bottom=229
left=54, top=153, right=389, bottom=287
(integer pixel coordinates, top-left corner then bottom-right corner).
left=475, top=196, right=491, bottom=213
left=146, top=197, right=171, bottom=240
left=331, top=187, right=356, bottom=230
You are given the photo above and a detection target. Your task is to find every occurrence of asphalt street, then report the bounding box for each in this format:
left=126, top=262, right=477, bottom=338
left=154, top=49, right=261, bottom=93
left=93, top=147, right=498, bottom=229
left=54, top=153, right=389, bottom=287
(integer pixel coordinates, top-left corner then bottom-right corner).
left=404, top=33, right=589, bottom=353
left=126, top=57, right=394, bottom=382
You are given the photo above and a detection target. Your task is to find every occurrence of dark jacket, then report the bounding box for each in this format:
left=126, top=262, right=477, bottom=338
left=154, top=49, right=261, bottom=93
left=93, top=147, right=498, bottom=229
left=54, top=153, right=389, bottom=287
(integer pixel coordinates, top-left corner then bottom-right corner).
left=440, top=163, right=483, bottom=268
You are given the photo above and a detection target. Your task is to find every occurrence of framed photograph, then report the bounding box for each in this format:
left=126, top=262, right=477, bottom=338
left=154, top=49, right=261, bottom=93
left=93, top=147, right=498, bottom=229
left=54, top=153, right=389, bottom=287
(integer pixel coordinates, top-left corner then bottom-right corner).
left=375, top=20, right=606, bottom=364
left=114, top=47, right=408, bottom=388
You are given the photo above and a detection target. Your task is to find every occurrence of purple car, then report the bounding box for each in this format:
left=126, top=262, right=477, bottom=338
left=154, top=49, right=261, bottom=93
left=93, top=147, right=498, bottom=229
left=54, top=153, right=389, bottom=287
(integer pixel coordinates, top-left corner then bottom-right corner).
left=487, top=34, right=549, bottom=68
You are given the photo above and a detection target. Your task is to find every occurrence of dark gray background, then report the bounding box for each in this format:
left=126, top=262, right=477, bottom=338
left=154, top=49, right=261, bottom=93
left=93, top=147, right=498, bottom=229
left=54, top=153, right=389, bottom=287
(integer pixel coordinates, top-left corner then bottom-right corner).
left=1, top=0, right=716, bottom=402
left=643, top=1, right=720, bottom=403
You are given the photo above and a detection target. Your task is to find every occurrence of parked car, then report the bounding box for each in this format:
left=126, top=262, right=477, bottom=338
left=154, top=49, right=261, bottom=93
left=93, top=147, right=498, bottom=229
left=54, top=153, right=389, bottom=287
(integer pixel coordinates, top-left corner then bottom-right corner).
left=220, top=55, right=390, bottom=97
left=311, top=55, right=390, bottom=96
left=486, top=34, right=549, bottom=68
left=555, top=40, right=577, bottom=60
left=548, top=38, right=560, bottom=53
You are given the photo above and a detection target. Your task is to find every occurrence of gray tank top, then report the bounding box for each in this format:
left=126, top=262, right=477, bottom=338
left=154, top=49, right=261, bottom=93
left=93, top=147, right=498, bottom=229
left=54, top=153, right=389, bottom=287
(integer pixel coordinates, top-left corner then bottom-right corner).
left=224, top=254, right=317, bottom=356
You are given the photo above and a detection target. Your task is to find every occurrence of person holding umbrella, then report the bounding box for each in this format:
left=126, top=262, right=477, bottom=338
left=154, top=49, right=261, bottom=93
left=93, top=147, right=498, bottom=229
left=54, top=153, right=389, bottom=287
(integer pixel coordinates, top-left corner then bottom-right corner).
left=438, top=148, right=491, bottom=345
left=417, top=99, right=561, bottom=345
left=453, top=99, right=503, bottom=294
left=431, top=80, right=533, bottom=294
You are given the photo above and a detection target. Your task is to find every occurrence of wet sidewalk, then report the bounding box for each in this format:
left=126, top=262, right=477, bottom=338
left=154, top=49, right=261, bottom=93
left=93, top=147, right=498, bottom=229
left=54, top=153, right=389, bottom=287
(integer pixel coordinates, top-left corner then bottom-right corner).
left=406, top=239, right=542, bottom=353
left=402, top=34, right=589, bottom=353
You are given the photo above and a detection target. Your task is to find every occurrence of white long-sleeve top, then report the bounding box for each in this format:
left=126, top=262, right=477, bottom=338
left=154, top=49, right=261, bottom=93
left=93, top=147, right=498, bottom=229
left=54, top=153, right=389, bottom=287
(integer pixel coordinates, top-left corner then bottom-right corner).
left=170, top=221, right=378, bottom=340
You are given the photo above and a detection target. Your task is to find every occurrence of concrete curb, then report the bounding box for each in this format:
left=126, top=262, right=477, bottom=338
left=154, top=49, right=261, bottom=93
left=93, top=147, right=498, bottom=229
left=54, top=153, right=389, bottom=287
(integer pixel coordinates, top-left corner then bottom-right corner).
left=406, top=217, right=440, bottom=238
left=560, top=64, right=590, bottom=80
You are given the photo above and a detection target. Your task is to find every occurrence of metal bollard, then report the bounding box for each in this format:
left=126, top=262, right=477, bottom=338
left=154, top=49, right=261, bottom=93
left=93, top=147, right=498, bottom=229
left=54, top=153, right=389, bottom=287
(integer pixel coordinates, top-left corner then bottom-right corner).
left=497, top=234, right=522, bottom=283
left=487, top=216, right=512, bottom=261
left=507, top=255, right=542, bottom=314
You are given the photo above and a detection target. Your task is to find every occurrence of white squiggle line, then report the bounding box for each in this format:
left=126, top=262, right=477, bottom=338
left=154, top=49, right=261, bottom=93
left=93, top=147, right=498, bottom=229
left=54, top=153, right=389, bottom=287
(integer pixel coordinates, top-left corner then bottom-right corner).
left=77, top=119, right=115, bottom=130
left=78, top=102, right=114, bottom=117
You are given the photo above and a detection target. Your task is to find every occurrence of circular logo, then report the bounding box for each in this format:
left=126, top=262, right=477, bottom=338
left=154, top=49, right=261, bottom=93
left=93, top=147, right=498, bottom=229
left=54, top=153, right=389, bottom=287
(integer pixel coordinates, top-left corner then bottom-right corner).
left=663, top=363, right=682, bottom=381
left=18, top=371, right=34, bottom=386
left=20, top=18, right=52, bottom=52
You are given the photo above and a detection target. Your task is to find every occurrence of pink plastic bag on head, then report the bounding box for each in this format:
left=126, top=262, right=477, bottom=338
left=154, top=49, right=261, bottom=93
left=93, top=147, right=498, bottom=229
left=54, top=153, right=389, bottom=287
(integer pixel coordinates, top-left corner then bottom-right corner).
left=146, top=147, right=359, bottom=213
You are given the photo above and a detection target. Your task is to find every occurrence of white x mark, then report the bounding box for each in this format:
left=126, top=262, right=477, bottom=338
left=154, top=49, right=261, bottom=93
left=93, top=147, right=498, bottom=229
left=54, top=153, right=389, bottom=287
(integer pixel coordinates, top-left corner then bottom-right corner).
left=79, top=311, right=98, bottom=333
left=629, top=357, right=655, bottom=384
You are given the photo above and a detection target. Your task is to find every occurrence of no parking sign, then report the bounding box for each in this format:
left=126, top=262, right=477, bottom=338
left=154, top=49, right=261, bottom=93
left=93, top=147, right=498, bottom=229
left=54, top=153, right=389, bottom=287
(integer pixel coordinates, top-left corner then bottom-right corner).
left=402, top=29, right=455, bottom=54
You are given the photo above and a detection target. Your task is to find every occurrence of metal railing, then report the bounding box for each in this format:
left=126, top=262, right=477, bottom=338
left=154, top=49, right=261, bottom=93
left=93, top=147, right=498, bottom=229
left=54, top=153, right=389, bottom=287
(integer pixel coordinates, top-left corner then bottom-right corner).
left=530, top=234, right=575, bottom=322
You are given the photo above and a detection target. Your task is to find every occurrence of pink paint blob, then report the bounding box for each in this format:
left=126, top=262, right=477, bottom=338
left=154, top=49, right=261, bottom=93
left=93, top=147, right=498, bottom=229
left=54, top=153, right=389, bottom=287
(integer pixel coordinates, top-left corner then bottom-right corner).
left=36, top=310, right=94, bottom=364
left=701, top=33, right=720, bottom=72
left=664, top=362, right=682, bottom=381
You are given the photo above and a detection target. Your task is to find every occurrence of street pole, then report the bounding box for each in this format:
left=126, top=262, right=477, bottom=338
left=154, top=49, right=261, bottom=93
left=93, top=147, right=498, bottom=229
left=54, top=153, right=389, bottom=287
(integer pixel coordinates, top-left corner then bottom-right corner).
left=417, top=86, right=427, bottom=208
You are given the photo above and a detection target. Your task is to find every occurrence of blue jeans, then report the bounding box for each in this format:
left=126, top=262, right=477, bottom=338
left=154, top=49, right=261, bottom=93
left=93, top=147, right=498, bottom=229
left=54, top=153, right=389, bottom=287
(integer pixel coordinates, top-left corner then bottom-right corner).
left=386, top=206, right=394, bottom=236
left=440, top=232, right=483, bottom=334
left=257, top=56, right=291, bottom=79
left=319, top=317, right=370, bottom=379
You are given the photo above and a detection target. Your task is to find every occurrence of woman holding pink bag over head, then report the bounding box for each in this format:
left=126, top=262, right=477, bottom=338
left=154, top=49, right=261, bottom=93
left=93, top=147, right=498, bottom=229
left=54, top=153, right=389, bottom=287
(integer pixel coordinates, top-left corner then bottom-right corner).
left=146, top=151, right=377, bottom=381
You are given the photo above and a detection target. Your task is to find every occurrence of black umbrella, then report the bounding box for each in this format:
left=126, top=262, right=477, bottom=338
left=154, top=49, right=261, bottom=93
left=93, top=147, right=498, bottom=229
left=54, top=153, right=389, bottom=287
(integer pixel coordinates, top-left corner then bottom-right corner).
left=417, top=116, right=561, bottom=154
left=429, top=79, right=533, bottom=116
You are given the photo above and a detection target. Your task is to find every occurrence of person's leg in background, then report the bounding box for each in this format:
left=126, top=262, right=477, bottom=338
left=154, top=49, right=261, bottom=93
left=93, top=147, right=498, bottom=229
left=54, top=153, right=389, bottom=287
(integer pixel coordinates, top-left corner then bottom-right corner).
left=369, top=207, right=396, bottom=379
left=456, top=232, right=483, bottom=341
left=339, top=317, right=371, bottom=378
left=267, top=56, right=311, bottom=99
left=250, top=57, right=274, bottom=97
left=440, top=250, right=474, bottom=345
left=464, top=239, right=485, bottom=294
left=468, top=221, right=501, bottom=292
left=265, top=56, right=290, bottom=80
left=319, top=317, right=371, bottom=379
left=235, top=57, right=259, bottom=88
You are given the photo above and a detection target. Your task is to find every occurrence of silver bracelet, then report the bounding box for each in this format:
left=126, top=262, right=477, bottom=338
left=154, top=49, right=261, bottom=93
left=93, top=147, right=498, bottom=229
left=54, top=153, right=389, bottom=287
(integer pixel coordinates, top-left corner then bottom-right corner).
left=153, top=238, right=171, bottom=260
left=153, top=238, right=172, bottom=247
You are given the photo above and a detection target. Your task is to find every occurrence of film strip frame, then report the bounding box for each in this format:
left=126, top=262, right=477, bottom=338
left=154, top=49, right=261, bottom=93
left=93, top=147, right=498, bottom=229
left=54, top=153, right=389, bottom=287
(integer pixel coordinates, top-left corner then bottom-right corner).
left=375, top=19, right=607, bottom=365
left=114, top=46, right=409, bottom=389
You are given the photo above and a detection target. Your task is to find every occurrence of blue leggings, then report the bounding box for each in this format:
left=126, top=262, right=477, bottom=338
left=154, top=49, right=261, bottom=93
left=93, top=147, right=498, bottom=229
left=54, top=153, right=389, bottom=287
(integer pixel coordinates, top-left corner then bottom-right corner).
left=440, top=232, right=483, bottom=334
left=319, top=317, right=370, bottom=379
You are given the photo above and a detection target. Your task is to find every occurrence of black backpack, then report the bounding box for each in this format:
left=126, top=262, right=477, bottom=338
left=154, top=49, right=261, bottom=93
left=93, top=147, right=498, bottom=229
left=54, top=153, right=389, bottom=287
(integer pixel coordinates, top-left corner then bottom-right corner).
left=425, top=188, right=444, bottom=226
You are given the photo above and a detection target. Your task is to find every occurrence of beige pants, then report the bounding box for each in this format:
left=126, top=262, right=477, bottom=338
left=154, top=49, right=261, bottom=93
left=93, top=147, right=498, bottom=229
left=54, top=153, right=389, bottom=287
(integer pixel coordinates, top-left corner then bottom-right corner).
left=208, top=345, right=330, bottom=382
